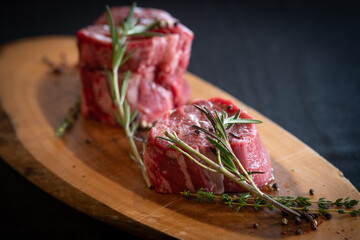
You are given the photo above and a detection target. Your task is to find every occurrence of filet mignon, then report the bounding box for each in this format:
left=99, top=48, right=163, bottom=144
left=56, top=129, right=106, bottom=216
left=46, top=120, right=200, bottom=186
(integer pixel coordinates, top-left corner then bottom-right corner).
left=144, top=98, right=272, bottom=194
left=77, top=6, right=193, bottom=126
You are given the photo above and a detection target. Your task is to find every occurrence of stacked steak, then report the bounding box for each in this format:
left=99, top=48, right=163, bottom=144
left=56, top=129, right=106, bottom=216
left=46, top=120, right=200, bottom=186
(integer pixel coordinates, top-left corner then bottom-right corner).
left=144, top=98, right=272, bottom=194
left=77, top=6, right=194, bottom=126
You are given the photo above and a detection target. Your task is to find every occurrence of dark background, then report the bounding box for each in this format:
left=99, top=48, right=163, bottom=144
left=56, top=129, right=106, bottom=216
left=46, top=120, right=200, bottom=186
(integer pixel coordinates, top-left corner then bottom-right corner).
left=1, top=0, right=359, bottom=239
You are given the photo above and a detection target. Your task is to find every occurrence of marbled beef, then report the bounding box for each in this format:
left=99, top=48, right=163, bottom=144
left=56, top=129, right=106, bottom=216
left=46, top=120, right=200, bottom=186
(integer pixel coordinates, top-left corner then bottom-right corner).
left=77, top=6, right=193, bottom=126
left=144, top=98, right=272, bottom=194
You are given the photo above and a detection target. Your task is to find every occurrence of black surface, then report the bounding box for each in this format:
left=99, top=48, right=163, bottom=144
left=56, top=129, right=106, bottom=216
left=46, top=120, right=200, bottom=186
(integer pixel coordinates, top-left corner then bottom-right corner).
left=1, top=0, right=359, bottom=239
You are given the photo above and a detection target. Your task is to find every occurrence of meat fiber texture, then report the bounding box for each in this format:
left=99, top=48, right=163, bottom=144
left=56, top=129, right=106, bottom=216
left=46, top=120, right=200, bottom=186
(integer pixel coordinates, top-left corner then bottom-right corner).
left=77, top=6, right=194, bottom=126
left=144, top=98, right=272, bottom=194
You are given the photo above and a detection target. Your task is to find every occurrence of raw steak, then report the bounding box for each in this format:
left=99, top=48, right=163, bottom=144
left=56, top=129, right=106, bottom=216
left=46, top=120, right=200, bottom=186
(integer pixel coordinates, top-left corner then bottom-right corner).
left=77, top=6, right=194, bottom=126
left=144, top=98, right=272, bottom=194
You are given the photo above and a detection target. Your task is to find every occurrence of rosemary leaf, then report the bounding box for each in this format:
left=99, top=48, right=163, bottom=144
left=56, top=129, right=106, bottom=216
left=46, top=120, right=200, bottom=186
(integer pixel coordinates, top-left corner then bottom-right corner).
left=156, top=136, right=175, bottom=143
left=129, top=109, right=138, bottom=123
left=106, top=5, right=118, bottom=49
left=226, top=110, right=241, bottom=129
left=120, top=71, right=131, bottom=106
left=225, top=119, right=263, bottom=124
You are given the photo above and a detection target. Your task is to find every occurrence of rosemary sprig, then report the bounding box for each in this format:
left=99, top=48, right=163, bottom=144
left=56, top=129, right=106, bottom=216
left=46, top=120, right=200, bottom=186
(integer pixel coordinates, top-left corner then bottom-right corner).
left=191, top=105, right=263, bottom=190
left=160, top=105, right=304, bottom=220
left=181, top=190, right=360, bottom=217
left=55, top=97, right=81, bottom=138
left=105, top=3, right=164, bottom=188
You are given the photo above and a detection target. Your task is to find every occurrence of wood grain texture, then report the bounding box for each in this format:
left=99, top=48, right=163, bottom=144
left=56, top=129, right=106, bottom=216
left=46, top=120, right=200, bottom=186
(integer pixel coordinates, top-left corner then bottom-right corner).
left=0, top=36, right=358, bottom=239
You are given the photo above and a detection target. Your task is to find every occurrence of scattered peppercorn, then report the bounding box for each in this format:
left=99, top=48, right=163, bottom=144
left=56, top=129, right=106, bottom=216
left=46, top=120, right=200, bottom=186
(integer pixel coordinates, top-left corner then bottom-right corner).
left=174, top=21, right=179, bottom=27
left=194, top=129, right=201, bottom=134
left=324, top=212, right=332, bottom=220
left=86, top=138, right=92, bottom=144
left=311, top=220, right=318, bottom=230
left=295, top=229, right=303, bottom=235
left=272, top=183, right=279, bottom=191
left=309, top=189, right=315, bottom=195
left=282, top=218, right=288, bottom=225
left=209, top=127, right=214, bottom=132
left=53, top=66, right=64, bottom=74
left=295, top=217, right=302, bottom=225
left=42, top=55, right=68, bottom=75
left=253, top=223, right=259, bottom=229
left=227, top=105, right=233, bottom=110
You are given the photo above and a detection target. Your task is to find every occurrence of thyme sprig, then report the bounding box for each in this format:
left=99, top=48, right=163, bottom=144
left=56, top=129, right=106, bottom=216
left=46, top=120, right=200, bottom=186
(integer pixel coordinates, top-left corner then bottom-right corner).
left=181, top=189, right=360, bottom=217
left=55, top=97, right=81, bottom=138
left=105, top=3, right=163, bottom=187
left=160, top=105, right=304, bottom=220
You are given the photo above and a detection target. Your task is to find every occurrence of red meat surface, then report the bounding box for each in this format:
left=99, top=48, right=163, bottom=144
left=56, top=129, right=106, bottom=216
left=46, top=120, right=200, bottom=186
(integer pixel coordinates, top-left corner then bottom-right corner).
left=144, top=98, right=272, bottom=194
left=77, top=6, right=194, bottom=125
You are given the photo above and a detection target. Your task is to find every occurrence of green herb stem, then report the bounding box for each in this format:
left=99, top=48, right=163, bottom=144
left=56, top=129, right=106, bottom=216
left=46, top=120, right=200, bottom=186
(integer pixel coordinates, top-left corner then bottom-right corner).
left=55, top=97, right=81, bottom=138
left=126, top=127, right=152, bottom=187
left=105, top=3, right=163, bottom=188
left=225, top=202, right=268, bottom=208
left=290, top=207, right=351, bottom=214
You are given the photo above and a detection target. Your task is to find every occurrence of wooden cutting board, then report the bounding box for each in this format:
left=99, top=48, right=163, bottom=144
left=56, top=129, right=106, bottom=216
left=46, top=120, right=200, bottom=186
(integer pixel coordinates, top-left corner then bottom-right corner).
left=0, top=36, right=358, bottom=239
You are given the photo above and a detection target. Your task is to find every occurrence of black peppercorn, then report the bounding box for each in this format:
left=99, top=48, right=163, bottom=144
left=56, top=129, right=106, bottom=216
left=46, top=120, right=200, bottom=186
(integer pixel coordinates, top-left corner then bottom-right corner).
left=272, top=183, right=279, bottom=191
left=324, top=212, right=332, bottom=220
left=227, top=105, right=233, bottom=110
left=85, top=138, right=92, bottom=144
left=53, top=66, right=64, bottom=74
left=253, top=223, right=259, bottom=229
left=295, top=217, right=302, bottom=225
left=194, top=129, right=201, bottom=134
left=295, top=229, right=303, bottom=235
left=309, top=189, right=315, bottom=195
left=209, top=127, right=214, bottom=132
